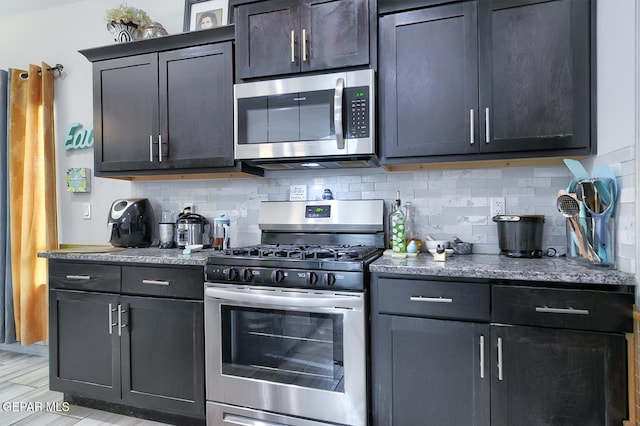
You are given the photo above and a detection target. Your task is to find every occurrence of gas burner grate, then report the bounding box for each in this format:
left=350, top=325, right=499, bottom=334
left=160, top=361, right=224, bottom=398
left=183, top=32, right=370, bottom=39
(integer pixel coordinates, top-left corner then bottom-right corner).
left=223, top=244, right=381, bottom=261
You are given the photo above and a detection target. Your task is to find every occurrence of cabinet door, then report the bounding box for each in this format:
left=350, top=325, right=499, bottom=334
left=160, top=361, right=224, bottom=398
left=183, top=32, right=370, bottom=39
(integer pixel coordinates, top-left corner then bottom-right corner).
left=120, top=295, right=205, bottom=418
left=49, top=290, right=121, bottom=401
left=380, top=2, right=479, bottom=159
left=491, top=325, right=628, bottom=426
left=235, top=0, right=299, bottom=79
left=478, top=0, right=592, bottom=154
left=93, top=54, right=159, bottom=172
left=301, top=0, right=369, bottom=72
left=372, top=314, right=490, bottom=426
left=159, top=42, right=234, bottom=170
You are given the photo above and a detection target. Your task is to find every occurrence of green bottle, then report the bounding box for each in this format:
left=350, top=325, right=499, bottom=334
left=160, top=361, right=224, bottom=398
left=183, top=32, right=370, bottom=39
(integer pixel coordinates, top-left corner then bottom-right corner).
left=390, top=191, right=406, bottom=253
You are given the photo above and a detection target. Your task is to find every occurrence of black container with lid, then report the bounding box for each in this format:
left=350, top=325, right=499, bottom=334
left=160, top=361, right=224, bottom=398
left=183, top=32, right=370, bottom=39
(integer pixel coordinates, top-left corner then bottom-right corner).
left=493, top=214, right=545, bottom=258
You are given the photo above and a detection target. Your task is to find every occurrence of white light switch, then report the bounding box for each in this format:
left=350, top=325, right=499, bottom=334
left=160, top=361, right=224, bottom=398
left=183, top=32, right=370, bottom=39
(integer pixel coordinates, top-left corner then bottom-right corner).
left=82, top=203, right=91, bottom=220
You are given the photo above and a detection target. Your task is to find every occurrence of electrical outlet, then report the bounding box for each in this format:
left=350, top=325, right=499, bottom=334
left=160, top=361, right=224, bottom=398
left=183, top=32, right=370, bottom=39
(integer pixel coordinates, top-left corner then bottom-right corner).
left=489, top=197, right=505, bottom=217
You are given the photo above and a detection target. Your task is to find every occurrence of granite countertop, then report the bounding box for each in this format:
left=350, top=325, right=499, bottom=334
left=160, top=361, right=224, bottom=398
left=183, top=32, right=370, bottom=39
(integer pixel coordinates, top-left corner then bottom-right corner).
left=39, top=248, right=637, bottom=286
left=370, top=253, right=637, bottom=286
left=38, top=247, right=216, bottom=266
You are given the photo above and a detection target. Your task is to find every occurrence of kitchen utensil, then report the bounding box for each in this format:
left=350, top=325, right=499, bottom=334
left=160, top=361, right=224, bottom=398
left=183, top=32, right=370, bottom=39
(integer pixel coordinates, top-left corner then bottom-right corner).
left=594, top=165, right=618, bottom=208
left=107, top=198, right=154, bottom=248
left=424, top=240, right=450, bottom=252
left=176, top=208, right=211, bottom=248
left=492, top=214, right=545, bottom=258
left=158, top=222, right=176, bottom=249
left=557, top=190, right=597, bottom=262
left=563, top=159, right=589, bottom=181
left=213, top=214, right=231, bottom=250
left=576, top=178, right=615, bottom=264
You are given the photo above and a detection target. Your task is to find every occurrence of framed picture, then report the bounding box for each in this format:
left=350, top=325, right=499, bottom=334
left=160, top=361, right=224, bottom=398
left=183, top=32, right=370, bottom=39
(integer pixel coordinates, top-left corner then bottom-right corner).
left=184, top=0, right=229, bottom=32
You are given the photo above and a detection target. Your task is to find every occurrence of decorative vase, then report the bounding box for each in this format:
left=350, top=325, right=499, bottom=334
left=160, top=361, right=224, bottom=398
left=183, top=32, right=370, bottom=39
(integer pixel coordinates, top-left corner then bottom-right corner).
left=107, top=21, right=142, bottom=43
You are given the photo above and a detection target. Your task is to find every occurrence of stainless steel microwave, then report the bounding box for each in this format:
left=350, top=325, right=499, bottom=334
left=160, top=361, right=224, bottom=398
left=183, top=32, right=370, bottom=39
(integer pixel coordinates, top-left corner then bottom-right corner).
left=234, top=69, right=376, bottom=170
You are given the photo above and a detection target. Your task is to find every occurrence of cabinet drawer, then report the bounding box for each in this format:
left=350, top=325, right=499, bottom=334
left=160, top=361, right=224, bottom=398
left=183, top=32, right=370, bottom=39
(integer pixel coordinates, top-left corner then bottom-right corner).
left=376, top=278, right=490, bottom=321
left=492, top=285, right=634, bottom=333
left=122, top=266, right=203, bottom=299
left=49, top=261, right=120, bottom=292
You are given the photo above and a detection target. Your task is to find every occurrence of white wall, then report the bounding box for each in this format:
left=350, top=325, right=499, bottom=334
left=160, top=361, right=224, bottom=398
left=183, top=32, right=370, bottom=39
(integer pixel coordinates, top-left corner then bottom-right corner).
left=0, top=0, right=637, bottom=276
left=0, top=0, right=187, bottom=244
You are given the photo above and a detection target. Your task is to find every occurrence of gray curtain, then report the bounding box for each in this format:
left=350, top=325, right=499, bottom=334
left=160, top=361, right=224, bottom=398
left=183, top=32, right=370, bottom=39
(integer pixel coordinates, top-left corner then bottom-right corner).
left=0, top=70, right=16, bottom=344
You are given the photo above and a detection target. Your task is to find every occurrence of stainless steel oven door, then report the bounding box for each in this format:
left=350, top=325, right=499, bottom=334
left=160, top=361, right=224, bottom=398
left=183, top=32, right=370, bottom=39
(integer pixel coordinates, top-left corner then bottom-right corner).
left=204, top=283, right=367, bottom=426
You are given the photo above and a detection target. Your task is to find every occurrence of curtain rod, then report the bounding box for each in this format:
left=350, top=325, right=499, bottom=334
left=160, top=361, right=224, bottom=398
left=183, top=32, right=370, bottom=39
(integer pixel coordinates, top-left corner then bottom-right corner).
left=19, top=64, right=64, bottom=80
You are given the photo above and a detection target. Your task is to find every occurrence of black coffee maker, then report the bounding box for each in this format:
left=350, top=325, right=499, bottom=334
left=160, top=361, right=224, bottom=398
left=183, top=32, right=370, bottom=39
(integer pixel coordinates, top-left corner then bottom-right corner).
left=108, top=198, right=154, bottom=247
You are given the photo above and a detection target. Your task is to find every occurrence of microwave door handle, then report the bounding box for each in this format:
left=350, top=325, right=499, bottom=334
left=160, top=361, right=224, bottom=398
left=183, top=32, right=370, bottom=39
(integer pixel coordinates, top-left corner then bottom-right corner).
left=334, top=77, right=345, bottom=150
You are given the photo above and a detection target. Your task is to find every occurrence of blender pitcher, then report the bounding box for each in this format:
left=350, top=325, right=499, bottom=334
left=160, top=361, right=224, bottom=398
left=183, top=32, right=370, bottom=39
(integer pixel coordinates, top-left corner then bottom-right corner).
left=213, top=214, right=230, bottom=250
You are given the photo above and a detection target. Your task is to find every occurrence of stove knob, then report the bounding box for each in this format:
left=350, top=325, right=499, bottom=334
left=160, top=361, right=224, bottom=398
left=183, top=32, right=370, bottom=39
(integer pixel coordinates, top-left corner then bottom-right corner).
left=307, top=272, right=318, bottom=285
left=223, top=267, right=238, bottom=281
left=323, top=272, right=336, bottom=286
left=271, top=269, right=285, bottom=283
left=239, top=268, right=252, bottom=282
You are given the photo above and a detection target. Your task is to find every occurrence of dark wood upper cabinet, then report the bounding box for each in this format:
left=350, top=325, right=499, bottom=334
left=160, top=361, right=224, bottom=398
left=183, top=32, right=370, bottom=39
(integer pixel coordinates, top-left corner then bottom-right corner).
left=235, top=0, right=370, bottom=79
left=379, top=0, right=595, bottom=165
left=80, top=27, right=262, bottom=179
left=92, top=43, right=234, bottom=174
left=379, top=2, right=479, bottom=158
left=478, top=0, right=591, bottom=154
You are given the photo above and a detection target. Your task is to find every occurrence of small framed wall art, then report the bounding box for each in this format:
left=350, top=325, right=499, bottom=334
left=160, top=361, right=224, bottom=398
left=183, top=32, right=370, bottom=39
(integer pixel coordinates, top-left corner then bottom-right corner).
left=184, top=0, right=229, bottom=32
left=66, top=168, right=91, bottom=193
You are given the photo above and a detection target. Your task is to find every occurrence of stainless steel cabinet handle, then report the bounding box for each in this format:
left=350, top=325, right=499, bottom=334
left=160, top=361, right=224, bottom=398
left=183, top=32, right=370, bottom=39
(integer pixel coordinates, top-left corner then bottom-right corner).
left=108, top=303, right=117, bottom=335
left=142, top=279, right=170, bottom=286
left=334, top=77, right=345, bottom=149
left=302, top=29, right=307, bottom=62
left=158, top=135, right=163, bottom=162
left=470, top=109, right=474, bottom=145
left=485, top=107, right=490, bottom=143
left=535, top=306, right=589, bottom=315
left=409, top=296, right=453, bottom=303
left=65, top=274, right=90, bottom=280
left=479, top=335, right=485, bottom=379
left=291, top=30, right=295, bottom=63
left=149, top=135, right=153, bottom=162
left=497, top=337, right=503, bottom=381
left=118, top=304, right=127, bottom=336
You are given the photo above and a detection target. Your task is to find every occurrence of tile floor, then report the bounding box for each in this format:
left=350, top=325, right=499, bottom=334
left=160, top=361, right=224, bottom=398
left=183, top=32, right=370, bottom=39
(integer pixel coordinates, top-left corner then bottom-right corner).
left=0, top=350, right=170, bottom=425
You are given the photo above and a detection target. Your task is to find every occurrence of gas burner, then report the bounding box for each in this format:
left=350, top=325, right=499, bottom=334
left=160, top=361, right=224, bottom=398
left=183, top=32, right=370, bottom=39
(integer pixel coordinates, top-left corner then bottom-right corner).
left=223, top=244, right=381, bottom=262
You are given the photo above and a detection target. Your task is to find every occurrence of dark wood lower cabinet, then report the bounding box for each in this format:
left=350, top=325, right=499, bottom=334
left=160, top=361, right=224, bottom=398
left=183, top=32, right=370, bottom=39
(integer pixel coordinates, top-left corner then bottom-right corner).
left=50, top=290, right=120, bottom=401
left=372, top=315, right=490, bottom=426
left=491, top=325, right=628, bottom=426
left=370, top=274, right=632, bottom=426
left=121, top=296, right=204, bottom=416
left=48, top=261, right=205, bottom=424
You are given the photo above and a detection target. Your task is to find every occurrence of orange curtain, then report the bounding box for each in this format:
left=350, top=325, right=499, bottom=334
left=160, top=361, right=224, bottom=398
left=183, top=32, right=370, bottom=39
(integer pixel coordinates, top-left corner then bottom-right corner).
left=8, top=63, right=58, bottom=345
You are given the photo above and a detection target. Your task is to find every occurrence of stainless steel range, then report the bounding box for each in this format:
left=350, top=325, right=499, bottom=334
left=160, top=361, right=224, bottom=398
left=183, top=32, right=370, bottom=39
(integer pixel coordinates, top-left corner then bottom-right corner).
left=204, top=199, right=384, bottom=426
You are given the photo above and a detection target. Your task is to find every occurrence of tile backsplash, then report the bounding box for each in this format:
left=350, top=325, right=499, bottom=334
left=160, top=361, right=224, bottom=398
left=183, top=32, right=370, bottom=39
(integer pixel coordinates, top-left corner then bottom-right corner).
left=134, top=165, right=580, bottom=257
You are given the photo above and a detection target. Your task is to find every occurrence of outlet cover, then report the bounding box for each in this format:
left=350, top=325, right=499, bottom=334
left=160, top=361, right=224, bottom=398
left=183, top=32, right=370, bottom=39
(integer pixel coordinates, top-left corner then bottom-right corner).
left=490, top=197, right=505, bottom=217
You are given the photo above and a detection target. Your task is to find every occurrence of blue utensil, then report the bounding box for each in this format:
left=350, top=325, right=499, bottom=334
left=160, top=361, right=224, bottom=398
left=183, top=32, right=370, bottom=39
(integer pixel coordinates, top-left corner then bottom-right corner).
left=594, top=165, right=618, bottom=211
left=576, top=178, right=615, bottom=265
left=563, top=159, right=589, bottom=181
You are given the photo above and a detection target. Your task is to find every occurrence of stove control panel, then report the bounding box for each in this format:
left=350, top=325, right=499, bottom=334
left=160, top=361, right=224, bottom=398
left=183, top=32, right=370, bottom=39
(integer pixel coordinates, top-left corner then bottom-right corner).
left=205, top=265, right=364, bottom=291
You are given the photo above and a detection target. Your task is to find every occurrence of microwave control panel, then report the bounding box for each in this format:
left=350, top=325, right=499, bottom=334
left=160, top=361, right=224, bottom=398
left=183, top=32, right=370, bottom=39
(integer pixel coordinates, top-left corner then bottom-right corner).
left=345, top=86, right=370, bottom=139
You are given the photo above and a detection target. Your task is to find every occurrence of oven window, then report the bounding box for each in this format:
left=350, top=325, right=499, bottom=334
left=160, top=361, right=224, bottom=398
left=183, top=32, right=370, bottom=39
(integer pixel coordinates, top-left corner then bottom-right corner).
left=237, top=89, right=335, bottom=144
left=221, top=306, right=345, bottom=392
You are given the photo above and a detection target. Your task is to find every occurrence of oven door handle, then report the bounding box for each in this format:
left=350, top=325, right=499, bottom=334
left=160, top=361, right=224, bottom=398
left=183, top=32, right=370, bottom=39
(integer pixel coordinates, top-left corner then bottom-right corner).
left=205, top=286, right=362, bottom=310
